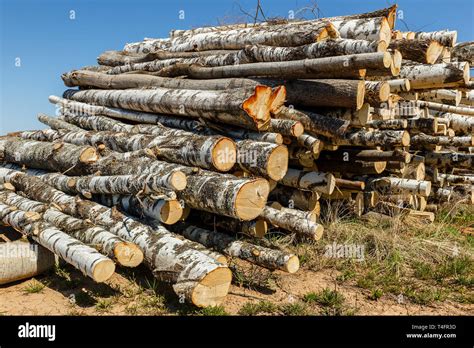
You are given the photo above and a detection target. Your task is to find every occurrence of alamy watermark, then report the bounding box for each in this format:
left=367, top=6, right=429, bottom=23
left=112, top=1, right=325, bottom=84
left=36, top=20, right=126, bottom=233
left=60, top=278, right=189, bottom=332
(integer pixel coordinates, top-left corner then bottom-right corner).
left=324, top=242, right=365, bottom=262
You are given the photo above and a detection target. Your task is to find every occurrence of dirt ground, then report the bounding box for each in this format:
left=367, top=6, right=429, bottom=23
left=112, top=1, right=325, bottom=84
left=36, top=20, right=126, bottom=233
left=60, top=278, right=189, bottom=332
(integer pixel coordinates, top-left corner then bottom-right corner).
left=0, top=263, right=471, bottom=316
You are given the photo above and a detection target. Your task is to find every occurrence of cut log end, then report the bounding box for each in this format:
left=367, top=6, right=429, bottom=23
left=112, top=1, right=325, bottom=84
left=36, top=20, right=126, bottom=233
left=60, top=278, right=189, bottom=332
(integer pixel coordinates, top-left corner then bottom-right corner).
left=79, top=147, right=99, bottom=164
left=380, top=17, right=392, bottom=44
left=426, top=41, right=444, bottom=64
left=356, top=81, right=366, bottom=110
left=312, top=224, right=324, bottom=241
left=326, top=174, right=337, bottom=195
left=401, top=131, right=411, bottom=146
left=160, top=199, right=184, bottom=225
left=374, top=161, right=387, bottom=174
left=377, top=40, right=388, bottom=52
left=211, top=137, right=237, bottom=172
left=113, top=242, right=144, bottom=267
left=242, top=85, right=272, bottom=130
left=379, top=82, right=390, bottom=102
left=269, top=86, right=287, bottom=113
left=266, top=145, right=289, bottom=181
left=253, top=220, right=268, bottom=238
left=285, top=255, right=300, bottom=274
left=91, top=259, right=116, bottom=283
left=170, top=171, right=187, bottom=191
left=462, top=62, right=470, bottom=85
left=191, top=266, right=232, bottom=307
left=291, top=122, right=304, bottom=137
left=382, top=51, right=392, bottom=68
left=235, top=178, right=270, bottom=220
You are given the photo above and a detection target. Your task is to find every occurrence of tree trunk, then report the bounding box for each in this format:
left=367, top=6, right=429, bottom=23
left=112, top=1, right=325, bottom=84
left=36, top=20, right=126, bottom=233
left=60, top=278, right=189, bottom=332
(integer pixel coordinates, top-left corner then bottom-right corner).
left=418, top=89, right=462, bottom=106
left=388, top=39, right=443, bottom=64
left=413, top=30, right=457, bottom=47
left=62, top=86, right=275, bottom=131
left=334, top=129, right=410, bottom=147
left=17, top=128, right=236, bottom=172
left=94, top=194, right=183, bottom=225
left=0, top=168, right=231, bottom=307
left=123, top=38, right=171, bottom=54
left=438, top=113, right=474, bottom=134
left=335, top=178, right=365, bottom=191
left=234, top=140, right=289, bottom=181
left=0, top=202, right=115, bottom=282
left=202, top=121, right=283, bottom=144
left=331, top=16, right=392, bottom=43
left=169, top=222, right=299, bottom=273
left=388, top=79, right=411, bottom=92
left=260, top=206, right=324, bottom=240
left=177, top=171, right=269, bottom=221
left=161, top=52, right=389, bottom=79
left=366, top=119, right=407, bottom=130
left=192, top=210, right=268, bottom=238
left=315, top=160, right=387, bottom=175
left=424, top=152, right=473, bottom=169
left=268, top=185, right=320, bottom=211
left=420, top=100, right=474, bottom=116
left=268, top=119, right=304, bottom=137
left=296, top=134, right=323, bottom=154
left=452, top=41, right=474, bottom=64
left=270, top=202, right=317, bottom=222
left=307, top=103, right=371, bottom=126
left=364, top=81, right=390, bottom=105
left=371, top=177, right=432, bottom=197
left=0, top=239, right=56, bottom=285
left=405, top=117, right=438, bottom=134
left=411, top=134, right=473, bottom=147
left=280, top=168, right=336, bottom=195
left=0, top=190, right=143, bottom=267
left=0, top=137, right=99, bottom=175
left=167, top=20, right=336, bottom=52
left=321, top=149, right=411, bottom=163
left=38, top=113, right=82, bottom=131
left=274, top=106, right=350, bottom=139
left=242, top=39, right=384, bottom=62
left=399, top=61, right=469, bottom=89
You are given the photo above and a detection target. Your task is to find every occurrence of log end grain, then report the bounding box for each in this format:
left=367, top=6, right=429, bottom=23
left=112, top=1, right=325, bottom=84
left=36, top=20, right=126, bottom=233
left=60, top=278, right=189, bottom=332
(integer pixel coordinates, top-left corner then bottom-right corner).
left=426, top=41, right=444, bottom=64
left=212, top=137, right=237, bottom=172
left=79, top=147, right=99, bottom=164
left=462, top=62, right=470, bottom=85
left=380, top=17, right=392, bottom=44
left=242, top=85, right=272, bottom=130
left=379, top=82, right=391, bottom=102
left=113, top=242, right=144, bottom=267
left=170, top=171, right=187, bottom=191
left=356, top=81, right=366, bottom=110
left=253, top=219, right=268, bottom=238
left=401, top=130, right=411, bottom=146
left=267, top=144, right=289, bottom=181
left=92, top=259, right=116, bottom=283
left=191, top=266, right=232, bottom=307
left=285, top=255, right=300, bottom=274
left=235, top=178, right=270, bottom=220
left=269, top=86, right=287, bottom=113
left=377, top=40, right=388, bottom=52
left=159, top=199, right=184, bottom=225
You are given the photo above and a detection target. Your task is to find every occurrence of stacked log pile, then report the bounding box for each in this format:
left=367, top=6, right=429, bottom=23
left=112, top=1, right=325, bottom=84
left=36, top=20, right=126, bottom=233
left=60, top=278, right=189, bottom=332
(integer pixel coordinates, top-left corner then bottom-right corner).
left=1, top=4, right=472, bottom=306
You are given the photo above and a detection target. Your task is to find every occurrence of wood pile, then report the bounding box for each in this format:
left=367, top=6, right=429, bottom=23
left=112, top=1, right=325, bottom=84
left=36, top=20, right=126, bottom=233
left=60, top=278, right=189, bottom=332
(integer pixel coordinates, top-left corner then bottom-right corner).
left=1, top=4, right=473, bottom=306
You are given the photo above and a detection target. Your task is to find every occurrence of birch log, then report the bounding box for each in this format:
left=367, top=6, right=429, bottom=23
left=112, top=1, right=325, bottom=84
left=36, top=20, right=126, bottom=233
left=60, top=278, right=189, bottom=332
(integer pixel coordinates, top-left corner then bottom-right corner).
left=411, top=134, right=474, bottom=147
left=364, top=81, right=390, bottom=105
left=235, top=140, right=289, bottom=181
left=334, top=129, right=410, bottom=147
left=331, top=17, right=392, bottom=43
left=194, top=211, right=268, bottom=238
left=421, top=100, right=474, bottom=116
left=277, top=107, right=350, bottom=139
left=168, top=222, right=299, bottom=273
left=0, top=239, right=56, bottom=285
left=269, top=185, right=320, bottom=211
left=162, top=52, right=390, bottom=79
left=0, top=168, right=231, bottom=307
left=16, top=128, right=236, bottom=172
left=62, top=86, right=276, bottom=131
left=177, top=171, right=270, bottom=220
left=94, top=194, right=182, bottom=225
left=399, top=61, right=470, bottom=89
left=0, top=191, right=139, bottom=267
left=260, top=206, right=324, bottom=240
left=371, top=177, right=432, bottom=197
left=0, top=202, right=115, bottom=282
left=452, top=41, right=474, bottom=64
left=167, top=21, right=337, bottom=52
left=0, top=137, right=99, bottom=175
left=38, top=113, right=82, bottom=131
left=413, top=30, right=457, bottom=47
left=418, top=89, right=462, bottom=106
left=388, top=39, right=443, bottom=64
left=280, top=168, right=336, bottom=195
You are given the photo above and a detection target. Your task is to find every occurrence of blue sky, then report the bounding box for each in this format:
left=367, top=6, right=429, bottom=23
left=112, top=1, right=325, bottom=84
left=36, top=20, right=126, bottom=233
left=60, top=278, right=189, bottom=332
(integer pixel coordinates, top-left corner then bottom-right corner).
left=1, top=0, right=473, bottom=134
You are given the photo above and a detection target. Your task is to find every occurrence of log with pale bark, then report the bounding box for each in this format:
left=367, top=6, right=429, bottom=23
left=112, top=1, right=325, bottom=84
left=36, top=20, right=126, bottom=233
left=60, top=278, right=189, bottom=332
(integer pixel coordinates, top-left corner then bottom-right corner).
left=261, top=206, right=324, bottom=240
left=280, top=168, right=336, bottom=195
left=0, top=239, right=56, bottom=285
left=38, top=113, right=82, bottom=131
left=451, top=41, right=474, bottom=65
left=399, top=61, right=470, bottom=89
left=16, top=128, right=237, bottom=172
left=413, top=30, right=457, bottom=47
left=159, top=52, right=390, bottom=80
left=418, top=100, right=474, bottom=116
left=268, top=185, right=320, bottom=211
left=418, top=89, right=462, bottom=106
left=333, top=129, right=410, bottom=147
left=0, top=167, right=231, bottom=307
left=364, top=81, right=390, bottom=105
left=0, top=190, right=144, bottom=267
left=388, top=39, right=443, bottom=64
left=168, top=222, right=299, bottom=273
left=0, top=201, right=116, bottom=282
left=62, top=86, right=277, bottom=131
